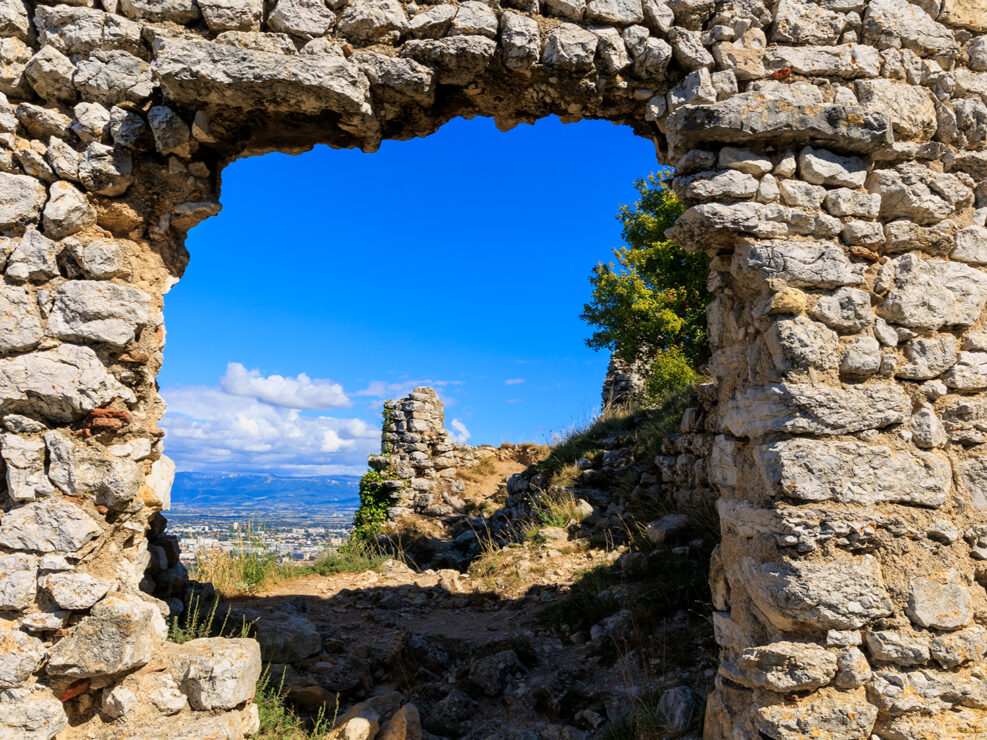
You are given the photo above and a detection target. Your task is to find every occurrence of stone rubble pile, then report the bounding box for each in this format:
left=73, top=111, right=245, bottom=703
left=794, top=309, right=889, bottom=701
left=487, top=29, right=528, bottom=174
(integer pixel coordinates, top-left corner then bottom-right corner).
left=0, top=0, right=981, bottom=734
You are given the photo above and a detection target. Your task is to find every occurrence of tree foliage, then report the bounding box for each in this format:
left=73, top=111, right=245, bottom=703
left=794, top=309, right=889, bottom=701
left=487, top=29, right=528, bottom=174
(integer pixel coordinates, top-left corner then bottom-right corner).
left=581, top=173, right=711, bottom=396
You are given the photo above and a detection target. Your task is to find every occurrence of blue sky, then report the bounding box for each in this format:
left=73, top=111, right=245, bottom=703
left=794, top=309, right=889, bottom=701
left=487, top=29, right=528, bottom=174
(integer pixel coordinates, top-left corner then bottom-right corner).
left=158, top=115, right=660, bottom=476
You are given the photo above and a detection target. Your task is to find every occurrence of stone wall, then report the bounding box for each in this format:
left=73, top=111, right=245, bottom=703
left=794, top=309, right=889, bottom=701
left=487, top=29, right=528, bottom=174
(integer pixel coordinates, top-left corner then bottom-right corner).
left=370, top=386, right=480, bottom=520
left=0, top=0, right=983, bottom=736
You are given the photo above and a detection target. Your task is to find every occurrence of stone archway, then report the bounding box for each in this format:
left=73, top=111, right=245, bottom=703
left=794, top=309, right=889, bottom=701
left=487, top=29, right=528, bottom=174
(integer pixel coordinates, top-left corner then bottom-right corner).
left=0, top=0, right=985, bottom=736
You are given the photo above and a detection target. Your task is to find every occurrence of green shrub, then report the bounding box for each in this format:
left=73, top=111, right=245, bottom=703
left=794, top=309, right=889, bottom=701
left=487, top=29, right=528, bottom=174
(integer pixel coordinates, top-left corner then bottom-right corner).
left=581, top=173, right=711, bottom=389
left=309, top=537, right=388, bottom=575
left=351, top=467, right=403, bottom=541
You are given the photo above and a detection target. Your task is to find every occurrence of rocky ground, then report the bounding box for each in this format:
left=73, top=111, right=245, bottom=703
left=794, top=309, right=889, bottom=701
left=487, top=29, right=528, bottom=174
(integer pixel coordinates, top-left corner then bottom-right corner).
left=228, top=406, right=718, bottom=740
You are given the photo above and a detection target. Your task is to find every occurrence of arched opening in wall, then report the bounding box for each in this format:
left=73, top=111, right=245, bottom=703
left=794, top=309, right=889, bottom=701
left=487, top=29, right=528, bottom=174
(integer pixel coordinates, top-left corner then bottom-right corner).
left=149, top=115, right=718, bottom=737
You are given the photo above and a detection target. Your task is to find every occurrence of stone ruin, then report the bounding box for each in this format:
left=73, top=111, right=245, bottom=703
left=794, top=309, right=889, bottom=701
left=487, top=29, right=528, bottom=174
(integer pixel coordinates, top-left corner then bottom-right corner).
left=0, top=0, right=983, bottom=735
left=370, top=386, right=480, bottom=521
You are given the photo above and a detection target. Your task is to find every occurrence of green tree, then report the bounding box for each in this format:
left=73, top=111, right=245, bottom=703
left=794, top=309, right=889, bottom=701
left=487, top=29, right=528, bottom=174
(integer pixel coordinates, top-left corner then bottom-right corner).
left=581, top=173, right=711, bottom=398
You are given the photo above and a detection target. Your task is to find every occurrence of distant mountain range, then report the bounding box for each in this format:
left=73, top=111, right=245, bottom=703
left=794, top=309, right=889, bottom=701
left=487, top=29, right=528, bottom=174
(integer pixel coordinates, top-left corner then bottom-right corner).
left=169, top=472, right=361, bottom=515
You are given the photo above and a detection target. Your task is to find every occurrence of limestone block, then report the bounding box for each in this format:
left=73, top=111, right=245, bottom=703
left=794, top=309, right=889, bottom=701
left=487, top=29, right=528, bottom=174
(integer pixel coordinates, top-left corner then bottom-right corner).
left=741, top=555, right=893, bottom=631
left=867, top=163, right=972, bottom=224
left=778, top=180, right=826, bottom=209
left=71, top=102, right=110, bottom=144
left=251, top=613, right=321, bottom=662
left=855, top=79, right=938, bottom=140
left=1, top=434, right=51, bottom=502
left=940, top=0, right=987, bottom=33
left=46, top=594, right=163, bottom=676
left=808, top=288, right=871, bottom=333
left=449, top=2, right=497, bottom=38
left=0, top=620, right=45, bottom=689
left=718, top=147, right=772, bottom=176
left=674, top=169, right=757, bottom=201
left=337, top=0, right=408, bottom=43
left=67, top=238, right=127, bottom=279
left=736, top=239, right=866, bottom=289
left=23, top=46, right=77, bottom=102
left=823, top=189, right=880, bottom=219
left=772, top=0, right=845, bottom=44
left=101, top=685, right=136, bottom=719
left=764, top=44, right=880, bottom=78
left=754, top=693, right=877, bottom=740
left=379, top=703, right=422, bottom=740
left=73, top=50, right=156, bottom=106
left=906, top=571, right=972, bottom=631
left=41, top=572, right=112, bottom=610
left=931, top=624, right=987, bottom=669
left=592, top=27, right=630, bottom=74
left=199, top=0, right=263, bottom=32
left=877, top=254, right=987, bottom=331
left=0, top=553, right=37, bottom=610
left=542, top=24, right=599, bottom=71
left=143, top=455, right=176, bottom=510
left=798, top=147, right=867, bottom=188
left=167, top=637, right=261, bottom=710
left=42, top=180, right=95, bottom=239
left=408, top=5, right=456, bottom=39
left=351, top=51, right=434, bottom=105
left=897, top=335, right=958, bottom=380
left=720, top=642, right=837, bottom=692
left=667, top=68, right=716, bottom=110
left=78, top=142, right=133, bottom=196
left=0, top=286, right=41, bottom=353
left=0, top=498, right=101, bottom=553
left=881, top=709, right=987, bottom=740
left=755, top=438, right=951, bottom=507
left=862, top=0, right=959, bottom=60
left=34, top=6, right=142, bottom=56
left=119, top=0, right=200, bottom=24
left=865, top=630, right=931, bottom=666
left=952, top=225, right=987, bottom=265
left=46, top=431, right=142, bottom=509
left=47, top=280, right=152, bottom=347
left=666, top=94, right=893, bottom=160
left=0, top=38, right=31, bottom=97
left=955, top=457, right=987, bottom=510
left=0, top=688, right=67, bottom=740
left=885, top=220, right=957, bottom=257
left=721, top=382, right=908, bottom=438
left=834, top=647, right=871, bottom=689
left=668, top=27, right=713, bottom=69
left=149, top=674, right=187, bottom=715
left=712, top=27, right=766, bottom=81
left=943, top=351, right=987, bottom=390
left=0, top=173, right=46, bottom=236
left=586, top=0, right=643, bottom=25
left=154, top=39, right=373, bottom=116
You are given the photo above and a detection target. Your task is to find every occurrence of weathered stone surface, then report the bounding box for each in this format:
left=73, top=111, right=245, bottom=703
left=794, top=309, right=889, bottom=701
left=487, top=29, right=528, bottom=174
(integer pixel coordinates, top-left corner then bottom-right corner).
left=741, top=555, right=893, bottom=631
left=199, top=0, right=263, bottom=32
left=337, top=0, right=408, bottom=43
left=863, top=0, right=959, bottom=59
left=400, top=36, right=496, bottom=86
left=42, top=180, right=94, bottom=239
left=501, top=12, right=540, bottom=71
left=754, top=694, right=877, bottom=740
left=956, top=457, right=987, bottom=510
left=855, top=79, right=938, bottom=140
left=866, top=630, right=931, bottom=666
left=720, top=641, right=837, bottom=692
left=764, top=43, right=880, bottom=78
left=667, top=94, right=893, bottom=159
left=46, top=595, right=163, bottom=676
left=46, top=431, right=142, bottom=509
left=736, top=239, right=866, bottom=288
left=798, top=146, right=867, bottom=188
left=39, top=570, right=111, bottom=613
left=78, top=142, right=132, bottom=196
left=721, top=382, right=909, bottom=438
left=944, top=351, right=987, bottom=390
left=755, top=438, right=951, bottom=507
left=765, top=315, right=840, bottom=373
left=542, top=23, right=598, bottom=71
left=0, top=687, right=68, bottom=739
left=0, top=172, right=46, bottom=235
left=47, top=280, right=152, bottom=348
left=931, top=624, right=987, bottom=669
left=906, top=571, right=972, bottom=631
left=153, top=39, right=373, bottom=117
left=0, top=619, right=45, bottom=689
left=1, top=433, right=50, bottom=502
left=867, top=164, right=973, bottom=224
left=877, top=254, right=987, bottom=331
left=0, top=498, right=100, bottom=553
left=5, top=229, right=58, bottom=282
left=73, top=50, right=155, bottom=106
left=897, top=335, right=958, bottom=380
left=0, top=285, right=41, bottom=353
left=0, top=344, right=134, bottom=422
left=166, top=637, right=262, bottom=710
left=251, top=614, right=321, bottom=663
left=808, top=287, right=871, bottom=333
left=101, top=685, right=136, bottom=719
left=953, top=226, right=987, bottom=265
left=269, top=0, right=336, bottom=39
left=0, top=554, right=36, bottom=610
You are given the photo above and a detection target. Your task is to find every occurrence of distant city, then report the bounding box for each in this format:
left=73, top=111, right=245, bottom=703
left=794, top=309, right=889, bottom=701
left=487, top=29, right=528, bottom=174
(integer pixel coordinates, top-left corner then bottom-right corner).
left=167, top=472, right=361, bottom=565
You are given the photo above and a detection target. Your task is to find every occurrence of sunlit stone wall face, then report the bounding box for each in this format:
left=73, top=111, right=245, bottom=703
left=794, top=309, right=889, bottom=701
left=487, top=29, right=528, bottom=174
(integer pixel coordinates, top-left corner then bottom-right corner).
left=0, top=0, right=983, bottom=736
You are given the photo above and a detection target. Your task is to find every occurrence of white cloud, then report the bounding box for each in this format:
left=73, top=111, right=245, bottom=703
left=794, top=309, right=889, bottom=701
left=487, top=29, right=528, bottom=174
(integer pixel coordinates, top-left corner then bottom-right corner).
left=504, top=378, right=525, bottom=385
left=160, top=385, right=378, bottom=475
left=220, top=362, right=351, bottom=410
left=353, top=378, right=463, bottom=399
left=449, top=418, right=470, bottom=443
